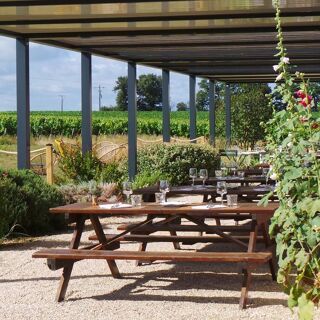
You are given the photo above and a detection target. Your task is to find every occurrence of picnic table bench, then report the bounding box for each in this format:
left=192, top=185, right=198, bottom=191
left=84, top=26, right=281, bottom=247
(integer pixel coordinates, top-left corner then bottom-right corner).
left=33, top=202, right=278, bottom=309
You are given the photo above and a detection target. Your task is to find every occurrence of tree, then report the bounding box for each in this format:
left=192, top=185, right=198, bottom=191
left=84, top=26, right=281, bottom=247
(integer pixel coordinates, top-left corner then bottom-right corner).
left=113, top=73, right=162, bottom=111
left=176, top=101, right=187, bottom=111
left=137, top=74, right=162, bottom=111
left=196, top=79, right=225, bottom=111
left=231, top=83, right=272, bottom=149
left=113, top=76, right=128, bottom=111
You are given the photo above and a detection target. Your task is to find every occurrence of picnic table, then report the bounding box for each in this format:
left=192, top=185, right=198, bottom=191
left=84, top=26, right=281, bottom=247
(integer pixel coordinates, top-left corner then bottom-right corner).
left=136, top=184, right=275, bottom=202
left=33, top=202, right=278, bottom=309
left=193, top=175, right=269, bottom=185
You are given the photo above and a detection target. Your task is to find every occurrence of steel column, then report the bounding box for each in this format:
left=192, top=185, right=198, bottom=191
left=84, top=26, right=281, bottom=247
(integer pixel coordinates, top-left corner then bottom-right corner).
left=128, top=62, right=137, bottom=180
left=209, top=80, right=216, bottom=146
left=81, top=52, right=92, bottom=153
left=162, top=69, right=170, bottom=142
left=16, top=38, right=30, bottom=169
left=189, top=75, right=196, bottom=141
left=225, top=83, right=232, bottom=146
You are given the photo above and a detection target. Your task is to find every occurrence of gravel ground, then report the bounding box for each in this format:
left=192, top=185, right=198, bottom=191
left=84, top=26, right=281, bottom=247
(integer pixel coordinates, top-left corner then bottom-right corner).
left=1, top=196, right=319, bottom=320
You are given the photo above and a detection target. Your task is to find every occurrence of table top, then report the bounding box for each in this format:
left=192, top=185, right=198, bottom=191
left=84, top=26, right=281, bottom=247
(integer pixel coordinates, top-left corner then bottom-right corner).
left=136, top=184, right=274, bottom=196
left=193, top=175, right=268, bottom=185
left=50, top=202, right=278, bottom=217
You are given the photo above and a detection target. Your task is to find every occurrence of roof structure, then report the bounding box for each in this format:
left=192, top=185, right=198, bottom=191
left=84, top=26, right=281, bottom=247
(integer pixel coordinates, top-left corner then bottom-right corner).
left=0, top=0, right=320, bottom=82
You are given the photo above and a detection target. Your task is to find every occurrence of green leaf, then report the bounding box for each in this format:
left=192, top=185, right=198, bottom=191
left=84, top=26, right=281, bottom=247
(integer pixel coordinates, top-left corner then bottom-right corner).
left=295, top=249, right=309, bottom=270
left=284, top=167, right=303, bottom=180
left=298, top=294, right=314, bottom=320
left=288, top=285, right=303, bottom=309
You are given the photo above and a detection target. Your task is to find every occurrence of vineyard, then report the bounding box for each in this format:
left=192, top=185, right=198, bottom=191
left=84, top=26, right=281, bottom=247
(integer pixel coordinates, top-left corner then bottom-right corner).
left=0, top=111, right=226, bottom=137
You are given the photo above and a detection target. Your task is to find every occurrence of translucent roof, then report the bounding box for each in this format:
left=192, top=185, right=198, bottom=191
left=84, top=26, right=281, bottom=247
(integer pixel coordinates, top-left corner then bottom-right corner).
left=1, top=0, right=320, bottom=82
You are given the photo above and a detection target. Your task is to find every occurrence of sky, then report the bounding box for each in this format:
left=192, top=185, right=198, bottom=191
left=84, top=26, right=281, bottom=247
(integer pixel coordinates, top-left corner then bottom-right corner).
left=0, top=35, right=195, bottom=112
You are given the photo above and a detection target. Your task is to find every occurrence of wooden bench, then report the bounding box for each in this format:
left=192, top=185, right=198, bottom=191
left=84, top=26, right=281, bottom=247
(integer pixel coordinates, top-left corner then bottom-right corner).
left=33, top=248, right=272, bottom=309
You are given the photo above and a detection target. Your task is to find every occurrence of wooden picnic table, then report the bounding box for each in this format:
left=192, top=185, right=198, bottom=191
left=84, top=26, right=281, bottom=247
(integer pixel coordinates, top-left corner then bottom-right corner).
left=33, top=202, right=278, bottom=309
left=135, top=184, right=275, bottom=202
left=193, top=175, right=269, bottom=185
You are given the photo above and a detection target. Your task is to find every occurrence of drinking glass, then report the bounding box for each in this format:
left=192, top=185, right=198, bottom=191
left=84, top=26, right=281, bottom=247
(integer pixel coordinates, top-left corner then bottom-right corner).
left=217, top=181, right=227, bottom=205
left=131, top=194, right=142, bottom=207
left=227, top=194, right=238, bottom=207
left=122, top=181, right=133, bottom=203
left=237, top=171, right=245, bottom=178
left=215, top=170, right=222, bottom=178
left=199, top=169, right=208, bottom=186
left=155, top=192, right=165, bottom=204
left=159, top=180, right=170, bottom=201
left=189, top=168, right=197, bottom=186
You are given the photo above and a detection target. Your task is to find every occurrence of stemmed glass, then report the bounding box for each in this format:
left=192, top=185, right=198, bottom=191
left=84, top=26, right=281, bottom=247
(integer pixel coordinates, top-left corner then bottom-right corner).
left=189, top=168, right=197, bottom=186
left=159, top=180, right=170, bottom=202
left=262, top=167, right=269, bottom=185
left=122, top=181, right=133, bottom=203
left=217, top=181, right=227, bottom=205
left=199, top=169, right=208, bottom=186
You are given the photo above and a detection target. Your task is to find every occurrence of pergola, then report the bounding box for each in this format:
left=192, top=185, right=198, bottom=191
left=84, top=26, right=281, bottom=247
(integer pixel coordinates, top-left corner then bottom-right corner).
left=0, top=0, right=320, bottom=179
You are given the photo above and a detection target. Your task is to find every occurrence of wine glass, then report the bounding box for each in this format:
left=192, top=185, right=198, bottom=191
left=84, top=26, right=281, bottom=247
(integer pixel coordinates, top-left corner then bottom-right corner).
left=159, top=180, right=170, bottom=201
left=262, top=167, right=269, bottom=184
left=199, top=169, right=208, bottom=186
left=122, top=181, right=133, bottom=203
left=217, top=181, right=227, bottom=205
left=189, top=168, right=197, bottom=186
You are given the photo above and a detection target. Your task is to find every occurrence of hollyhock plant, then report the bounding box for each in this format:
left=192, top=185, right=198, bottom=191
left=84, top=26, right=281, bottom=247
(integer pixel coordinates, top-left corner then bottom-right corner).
left=260, top=1, right=320, bottom=319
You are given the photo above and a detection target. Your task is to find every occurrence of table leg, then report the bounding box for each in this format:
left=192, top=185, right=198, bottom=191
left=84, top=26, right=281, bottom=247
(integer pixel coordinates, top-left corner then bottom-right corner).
left=56, top=215, right=86, bottom=302
left=239, top=220, right=258, bottom=308
left=90, top=215, right=121, bottom=279
left=261, top=222, right=277, bottom=281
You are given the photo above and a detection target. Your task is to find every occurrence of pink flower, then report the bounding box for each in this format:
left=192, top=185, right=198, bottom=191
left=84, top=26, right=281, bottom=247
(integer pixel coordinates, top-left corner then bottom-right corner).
left=273, top=65, right=280, bottom=72
left=282, top=57, right=290, bottom=64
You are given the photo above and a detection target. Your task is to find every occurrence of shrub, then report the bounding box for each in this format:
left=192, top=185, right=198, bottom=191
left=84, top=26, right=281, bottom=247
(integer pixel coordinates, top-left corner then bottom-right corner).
left=0, top=169, right=65, bottom=238
left=132, top=170, right=169, bottom=190
left=137, top=144, right=220, bottom=185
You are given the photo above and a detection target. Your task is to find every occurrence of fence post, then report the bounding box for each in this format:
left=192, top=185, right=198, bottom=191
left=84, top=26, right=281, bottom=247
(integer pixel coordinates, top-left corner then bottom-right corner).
left=46, top=144, right=54, bottom=185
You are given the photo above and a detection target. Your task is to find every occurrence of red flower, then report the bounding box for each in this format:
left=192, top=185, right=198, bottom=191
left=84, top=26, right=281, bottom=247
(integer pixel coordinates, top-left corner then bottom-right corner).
left=298, top=95, right=312, bottom=108
left=311, top=122, right=319, bottom=129
left=296, top=90, right=306, bottom=99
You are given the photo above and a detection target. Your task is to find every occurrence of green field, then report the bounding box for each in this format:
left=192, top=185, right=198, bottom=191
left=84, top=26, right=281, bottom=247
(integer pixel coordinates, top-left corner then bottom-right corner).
left=0, top=111, right=226, bottom=138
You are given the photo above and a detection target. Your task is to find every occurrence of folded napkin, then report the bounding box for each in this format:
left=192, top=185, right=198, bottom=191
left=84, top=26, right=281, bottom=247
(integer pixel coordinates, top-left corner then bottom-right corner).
left=99, top=203, right=132, bottom=209
left=161, top=201, right=188, bottom=207
left=191, top=204, right=227, bottom=210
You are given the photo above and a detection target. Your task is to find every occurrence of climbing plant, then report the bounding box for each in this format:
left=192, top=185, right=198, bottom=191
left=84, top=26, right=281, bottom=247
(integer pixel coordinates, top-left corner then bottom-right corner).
left=261, top=1, right=320, bottom=319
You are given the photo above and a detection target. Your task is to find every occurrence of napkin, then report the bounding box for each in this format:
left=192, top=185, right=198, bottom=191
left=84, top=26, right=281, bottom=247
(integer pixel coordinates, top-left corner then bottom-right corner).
left=99, top=203, right=132, bottom=209
left=191, top=204, right=227, bottom=210
left=161, top=201, right=188, bottom=207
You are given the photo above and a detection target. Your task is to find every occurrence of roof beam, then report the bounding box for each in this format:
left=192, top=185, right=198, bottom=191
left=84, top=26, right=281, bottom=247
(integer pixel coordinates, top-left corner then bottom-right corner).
left=8, top=22, right=320, bottom=39
left=0, top=0, right=187, bottom=6
left=1, top=7, right=320, bottom=25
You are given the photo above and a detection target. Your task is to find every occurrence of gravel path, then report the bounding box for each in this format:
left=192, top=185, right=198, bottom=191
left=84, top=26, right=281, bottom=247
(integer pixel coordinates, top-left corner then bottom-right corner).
left=1, top=196, right=319, bottom=320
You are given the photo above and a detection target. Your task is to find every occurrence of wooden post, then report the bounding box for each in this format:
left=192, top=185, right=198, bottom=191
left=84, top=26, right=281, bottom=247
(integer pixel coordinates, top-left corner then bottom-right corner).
left=46, top=144, right=54, bottom=185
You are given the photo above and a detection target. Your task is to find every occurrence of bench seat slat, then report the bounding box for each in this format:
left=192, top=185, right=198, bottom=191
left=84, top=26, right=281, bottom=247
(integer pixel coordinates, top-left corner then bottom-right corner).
left=33, top=249, right=272, bottom=263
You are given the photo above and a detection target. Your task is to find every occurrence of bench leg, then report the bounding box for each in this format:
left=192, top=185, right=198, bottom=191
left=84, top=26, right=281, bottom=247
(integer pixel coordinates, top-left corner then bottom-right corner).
left=260, top=223, right=277, bottom=281
left=170, top=231, right=181, bottom=250
left=56, top=216, right=85, bottom=302
left=239, top=267, right=252, bottom=309
left=135, top=242, right=148, bottom=266
left=56, top=263, right=74, bottom=302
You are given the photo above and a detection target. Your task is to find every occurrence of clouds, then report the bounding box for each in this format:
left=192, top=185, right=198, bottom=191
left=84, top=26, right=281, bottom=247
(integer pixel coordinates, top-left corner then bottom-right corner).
left=0, top=36, right=191, bottom=111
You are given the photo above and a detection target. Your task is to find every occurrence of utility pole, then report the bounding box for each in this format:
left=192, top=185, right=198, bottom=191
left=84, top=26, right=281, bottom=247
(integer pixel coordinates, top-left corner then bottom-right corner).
left=94, top=84, right=104, bottom=111
left=58, top=95, right=64, bottom=112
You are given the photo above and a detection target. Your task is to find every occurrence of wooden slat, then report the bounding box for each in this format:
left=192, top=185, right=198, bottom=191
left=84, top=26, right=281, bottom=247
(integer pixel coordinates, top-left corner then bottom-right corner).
left=117, top=223, right=251, bottom=233
left=88, top=233, right=265, bottom=243
left=33, top=249, right=272, bottom=264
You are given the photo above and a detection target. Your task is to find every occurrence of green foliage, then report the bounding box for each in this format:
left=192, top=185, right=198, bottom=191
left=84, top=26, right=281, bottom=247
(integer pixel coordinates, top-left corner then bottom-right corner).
left=0, top=169, right=65, bottom=238
left=58, top=145, right=103, bottom=182
left=113, top=73, right=162, bottom=111
left=231, top=83, right=272, bottom=149
left=176, top=102, right=187, bottom=111
left=99, top=162, right=126, bottom=184
left=132, top=170, right=168, bottom=190
left=261, top=1, right=320, bottom=318
left=137, top=144, right=220, bottom=185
